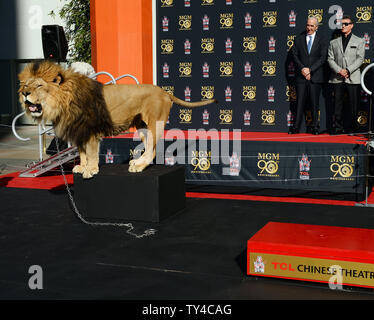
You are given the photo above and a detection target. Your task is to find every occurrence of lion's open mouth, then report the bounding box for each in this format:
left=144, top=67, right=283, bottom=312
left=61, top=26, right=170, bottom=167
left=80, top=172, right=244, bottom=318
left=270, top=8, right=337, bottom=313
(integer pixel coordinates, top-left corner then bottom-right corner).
left=25, top=101, right=42, bottom=115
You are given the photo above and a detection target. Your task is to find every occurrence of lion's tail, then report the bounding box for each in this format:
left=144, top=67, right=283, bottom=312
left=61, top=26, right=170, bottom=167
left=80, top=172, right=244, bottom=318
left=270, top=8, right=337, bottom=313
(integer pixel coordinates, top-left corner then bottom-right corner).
left=169, top=95, right=217, bottom=108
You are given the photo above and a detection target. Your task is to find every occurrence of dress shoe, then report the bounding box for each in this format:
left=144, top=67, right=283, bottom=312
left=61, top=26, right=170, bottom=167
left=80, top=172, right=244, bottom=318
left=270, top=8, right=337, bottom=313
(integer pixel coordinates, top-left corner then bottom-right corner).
left=289, top=127, right=299, bottom=134
left=331, top=129, right=344, bottom=135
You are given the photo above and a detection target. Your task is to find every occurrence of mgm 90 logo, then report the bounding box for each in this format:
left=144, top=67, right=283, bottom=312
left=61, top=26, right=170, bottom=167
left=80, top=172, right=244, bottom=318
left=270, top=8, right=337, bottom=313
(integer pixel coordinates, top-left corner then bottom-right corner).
left=330, top=155, right=355, bottom=181
left=220, top=13, right=234, bottom=29
left=257, top=153, right=280, bottom=177
left=242, top=86, right=256, bottom=101
left=243, top=37, right=257, bottom=53
left=179, top=108, right=192, bottom=124
left=356, top=6, right=372, bottom=23
left=308, top=9, right=324, bottom=24
left=179, top=62, right=192, bottom=77
left=191, top=150, right=211, bottom=173
left=201, top=38, right=215, bottom=53
left=219, top=109, right=233, bottom=125
left=201, top=86, right=214, bottom=100
left=220, top=62, right=233, bottom=77
left=262, top=61, right=276, bottom=76
left=179, top=15, right=192, bottom=30
left=161, top=39, right=174, bottom=54
left=263, top=11, right=277, bottom=27
left=261, top=109, right=275, bottom=125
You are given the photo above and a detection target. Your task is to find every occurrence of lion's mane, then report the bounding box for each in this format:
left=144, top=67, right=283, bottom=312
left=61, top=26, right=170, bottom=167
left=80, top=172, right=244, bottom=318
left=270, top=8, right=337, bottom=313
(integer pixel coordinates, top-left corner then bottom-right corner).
left=18, top=61, right=114, bottom=151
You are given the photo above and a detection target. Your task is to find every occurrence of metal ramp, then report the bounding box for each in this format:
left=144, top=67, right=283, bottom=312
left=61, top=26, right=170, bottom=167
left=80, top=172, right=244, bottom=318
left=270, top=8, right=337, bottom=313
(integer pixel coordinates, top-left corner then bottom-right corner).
left=18, top=146, right=79, bottom=177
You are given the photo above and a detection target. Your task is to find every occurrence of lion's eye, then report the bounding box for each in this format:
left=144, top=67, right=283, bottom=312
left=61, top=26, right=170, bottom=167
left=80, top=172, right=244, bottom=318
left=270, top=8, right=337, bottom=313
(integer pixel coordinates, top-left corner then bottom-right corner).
left=37, top=85, right=43, bottom=88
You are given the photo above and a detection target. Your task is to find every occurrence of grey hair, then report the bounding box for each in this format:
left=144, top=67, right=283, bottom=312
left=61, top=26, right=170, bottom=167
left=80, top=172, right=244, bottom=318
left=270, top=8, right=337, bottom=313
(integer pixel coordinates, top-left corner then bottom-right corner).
left=307, top=16, right=319, bottom=26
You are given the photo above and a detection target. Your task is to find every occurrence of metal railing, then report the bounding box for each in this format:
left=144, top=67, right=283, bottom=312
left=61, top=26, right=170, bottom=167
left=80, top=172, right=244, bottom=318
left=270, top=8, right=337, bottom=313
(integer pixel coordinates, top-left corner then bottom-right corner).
left=357, top=63, right=374, bottom=207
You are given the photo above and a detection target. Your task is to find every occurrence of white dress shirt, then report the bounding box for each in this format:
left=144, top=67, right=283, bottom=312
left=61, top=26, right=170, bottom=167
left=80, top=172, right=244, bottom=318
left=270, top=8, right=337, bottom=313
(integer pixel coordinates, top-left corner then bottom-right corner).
left=306, top=32, right=316, bottom=51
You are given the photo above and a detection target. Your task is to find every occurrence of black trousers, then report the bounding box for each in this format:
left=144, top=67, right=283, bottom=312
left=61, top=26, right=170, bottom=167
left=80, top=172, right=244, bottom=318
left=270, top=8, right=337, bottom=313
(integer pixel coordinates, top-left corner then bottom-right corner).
left=333, top=82, right=359, bottom=132
left=294, top=81, right=321, bottom=129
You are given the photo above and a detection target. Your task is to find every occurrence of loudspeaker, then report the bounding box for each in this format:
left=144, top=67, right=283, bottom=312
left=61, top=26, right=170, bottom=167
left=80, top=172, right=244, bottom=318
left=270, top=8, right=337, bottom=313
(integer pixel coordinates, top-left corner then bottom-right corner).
left=41, top=25, right=68, bottom=61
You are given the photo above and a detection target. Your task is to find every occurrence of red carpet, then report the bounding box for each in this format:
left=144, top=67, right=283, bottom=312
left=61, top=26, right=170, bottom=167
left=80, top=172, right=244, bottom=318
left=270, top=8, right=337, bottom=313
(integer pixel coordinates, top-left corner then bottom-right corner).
left=185, top=191, right=374, bottom=207
left=0, top=171, right=73, bottom=190
left=107, top=130, right=368, bottom=144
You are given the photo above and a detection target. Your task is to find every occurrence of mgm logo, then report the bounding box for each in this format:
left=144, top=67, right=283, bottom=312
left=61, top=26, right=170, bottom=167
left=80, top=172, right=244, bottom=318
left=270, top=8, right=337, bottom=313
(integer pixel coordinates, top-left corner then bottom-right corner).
left=261, top=109, right=276, bottom=125
left=243, top=37, right=257, bottom=52
left=242, top=86, right=256, bottom=101
left=219, top=109, right=233, bottom=125
left=243, top=36, right=257, bottom=52
left=201, top=38, right=215, bottom=53
left=179, top=108, right=192, bottom=124
left=179, top=15, right=192, bottom=30
left=262, top=61, right=276, bottom=76
left=257, top=153, right=280, bottom=177
left=201, top=86, right=215, bottom=100
left=179, top=62, right=192, bottom=77
left=330, top=155, right=355, bottom=181
left=220, top=62, right=233, bottom=77
left=263, top=11, right=277, bottom=27
left=220, top=13, right=234, bottom=29
left=308, top=9, right=323, bottom=24
left=161, top=39, right=174, bottom=54
left=191, top=150, right=211, bottom=173
left=356, top=6, right=372, bottom=23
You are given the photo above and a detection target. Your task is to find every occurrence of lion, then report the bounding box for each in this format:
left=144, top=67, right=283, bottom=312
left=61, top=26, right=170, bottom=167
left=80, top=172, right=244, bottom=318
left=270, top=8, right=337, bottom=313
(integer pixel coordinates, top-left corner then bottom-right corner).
left=18, top=60, right=217, bottom=178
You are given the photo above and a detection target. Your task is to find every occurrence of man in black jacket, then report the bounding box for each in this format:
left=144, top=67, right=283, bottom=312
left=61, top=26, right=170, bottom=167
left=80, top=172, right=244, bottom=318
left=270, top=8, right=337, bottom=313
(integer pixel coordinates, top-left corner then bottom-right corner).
left=290, top=16, right=328, bottom=134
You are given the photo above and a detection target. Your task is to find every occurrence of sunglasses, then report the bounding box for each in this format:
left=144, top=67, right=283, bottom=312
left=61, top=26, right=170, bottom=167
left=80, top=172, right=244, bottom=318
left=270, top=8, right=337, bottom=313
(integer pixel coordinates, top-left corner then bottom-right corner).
left=341, top=22, right=352, bottom=26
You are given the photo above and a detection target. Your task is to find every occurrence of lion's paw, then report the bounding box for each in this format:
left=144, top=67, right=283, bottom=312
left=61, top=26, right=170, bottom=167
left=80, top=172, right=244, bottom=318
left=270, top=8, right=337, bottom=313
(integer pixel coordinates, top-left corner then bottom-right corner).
left=128, top=163, right=146, bottom=173
left=73, top=165, right=85, bottom=174
left=82, top=167, right=99, bottom=179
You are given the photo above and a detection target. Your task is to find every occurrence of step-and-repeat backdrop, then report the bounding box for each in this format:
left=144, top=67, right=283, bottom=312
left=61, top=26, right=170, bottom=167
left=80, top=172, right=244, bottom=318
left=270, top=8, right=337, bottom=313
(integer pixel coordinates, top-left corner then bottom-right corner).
left=156, top=0, right=374, bottom=132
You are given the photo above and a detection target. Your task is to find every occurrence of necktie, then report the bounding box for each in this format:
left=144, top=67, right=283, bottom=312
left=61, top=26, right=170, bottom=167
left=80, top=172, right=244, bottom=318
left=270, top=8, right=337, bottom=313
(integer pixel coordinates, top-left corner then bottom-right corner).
left=307, top=35, right=313, bottom=54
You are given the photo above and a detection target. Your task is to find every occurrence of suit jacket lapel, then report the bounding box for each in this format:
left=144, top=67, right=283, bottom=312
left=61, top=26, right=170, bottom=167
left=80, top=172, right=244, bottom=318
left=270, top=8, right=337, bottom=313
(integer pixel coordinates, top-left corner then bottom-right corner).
left=302, top=32, right=308, bottom=55
left=337, top=36, right=344, bottom=55
left=346, top=34, right=356, bottom=49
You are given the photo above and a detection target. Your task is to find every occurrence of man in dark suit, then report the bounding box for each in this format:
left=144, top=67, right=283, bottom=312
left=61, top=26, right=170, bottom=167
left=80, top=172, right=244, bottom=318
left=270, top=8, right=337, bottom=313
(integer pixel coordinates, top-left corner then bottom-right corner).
left=328, top=15, right=365, bottom=134
left=291, top=17, right=327, bottom=134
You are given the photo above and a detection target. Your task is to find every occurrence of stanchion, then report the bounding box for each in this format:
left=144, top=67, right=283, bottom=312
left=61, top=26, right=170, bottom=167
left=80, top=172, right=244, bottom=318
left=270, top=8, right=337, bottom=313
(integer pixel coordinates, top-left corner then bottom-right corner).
left=356, top=63, right=374, bottom=207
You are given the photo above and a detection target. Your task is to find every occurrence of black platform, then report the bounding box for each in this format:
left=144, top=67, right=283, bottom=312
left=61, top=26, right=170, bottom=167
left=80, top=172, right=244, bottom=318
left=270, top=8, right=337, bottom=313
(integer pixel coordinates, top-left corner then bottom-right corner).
left=1, top=187, right=374, bottom=301
left=74, top=164, right=186, bottom=223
